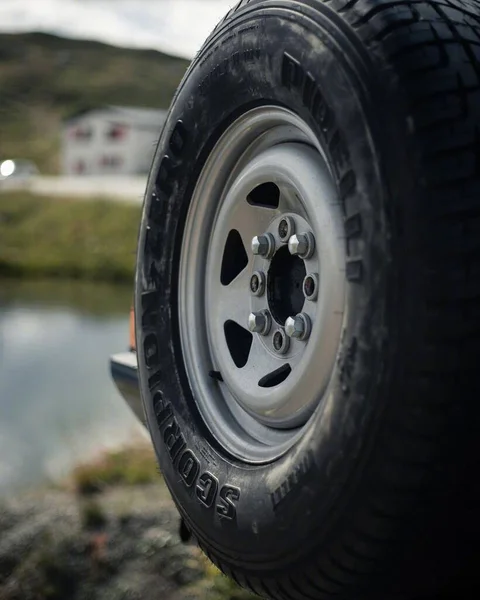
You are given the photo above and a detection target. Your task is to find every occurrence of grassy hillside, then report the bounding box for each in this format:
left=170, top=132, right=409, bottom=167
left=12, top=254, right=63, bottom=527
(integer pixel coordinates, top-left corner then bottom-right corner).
left=0, top=32, right=190, bottom=173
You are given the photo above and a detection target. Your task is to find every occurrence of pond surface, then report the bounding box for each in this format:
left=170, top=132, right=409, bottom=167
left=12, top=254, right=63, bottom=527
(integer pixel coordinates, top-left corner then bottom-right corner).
left=0, top=279, right=144, bottom=495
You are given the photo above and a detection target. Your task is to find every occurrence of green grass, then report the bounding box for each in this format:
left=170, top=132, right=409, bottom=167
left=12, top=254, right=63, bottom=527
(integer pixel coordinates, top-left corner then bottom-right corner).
left=72, top=445, right=160, bottom=495
left=0, top=192, right=141, bottom=282
left=0, top=32, right=189, bottom=173
left=189, top=554, right=258, bottom=600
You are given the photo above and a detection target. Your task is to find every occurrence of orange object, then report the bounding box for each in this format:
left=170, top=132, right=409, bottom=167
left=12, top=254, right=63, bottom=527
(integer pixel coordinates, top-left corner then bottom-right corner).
left=129, top=306, right=136, bottom=351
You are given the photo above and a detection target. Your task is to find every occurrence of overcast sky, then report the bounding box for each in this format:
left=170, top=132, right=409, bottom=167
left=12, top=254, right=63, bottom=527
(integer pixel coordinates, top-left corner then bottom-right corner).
left=0, top=0, right=235, bottom=58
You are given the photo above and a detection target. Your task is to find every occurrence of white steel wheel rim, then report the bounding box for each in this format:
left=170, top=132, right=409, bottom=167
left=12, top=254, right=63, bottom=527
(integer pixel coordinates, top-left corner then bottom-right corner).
left=179, top=106, right=346, bottom=463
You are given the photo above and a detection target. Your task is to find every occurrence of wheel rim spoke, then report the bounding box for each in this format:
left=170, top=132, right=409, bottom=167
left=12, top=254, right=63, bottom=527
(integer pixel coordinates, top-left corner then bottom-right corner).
left=245, top=336, right=280, bottom=380
left=230, top=198, right=278, bottom=253
left=216, top=266, right=251, bottom=327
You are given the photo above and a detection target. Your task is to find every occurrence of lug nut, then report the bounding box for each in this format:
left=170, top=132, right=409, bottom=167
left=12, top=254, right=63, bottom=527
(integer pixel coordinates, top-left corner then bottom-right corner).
left=288, top=232, right=315, bottom=259
left=303, top=273, right=319, bottom=301
left=248, top=310, right=272, bottom=335
left=272, top=329, right=290, bottom=355
left=278, top=217, right=295, bottom=242
left=285, top=313, right=312, bottom=341
left=251, top=233, right=275, bottom=258
left=250, top=271, right=266, bottom=296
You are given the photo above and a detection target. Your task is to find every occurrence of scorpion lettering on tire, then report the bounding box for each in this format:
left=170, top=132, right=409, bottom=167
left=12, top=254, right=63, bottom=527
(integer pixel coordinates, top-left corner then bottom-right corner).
left=153, top=391, right=240, bottom=521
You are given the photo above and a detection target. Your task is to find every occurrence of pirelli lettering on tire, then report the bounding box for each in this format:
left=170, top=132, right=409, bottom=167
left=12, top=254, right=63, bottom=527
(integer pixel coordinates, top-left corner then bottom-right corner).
left=153, top=392, right=240, bottom=521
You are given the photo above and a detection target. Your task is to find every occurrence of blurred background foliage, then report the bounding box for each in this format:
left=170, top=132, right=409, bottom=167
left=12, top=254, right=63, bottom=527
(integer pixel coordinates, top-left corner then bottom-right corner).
left=0, top=192, right=140, bottom=281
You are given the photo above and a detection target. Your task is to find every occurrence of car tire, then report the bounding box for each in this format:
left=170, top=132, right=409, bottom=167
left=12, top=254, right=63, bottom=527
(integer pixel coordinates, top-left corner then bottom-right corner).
left=135, top=1, right=480, bottom=598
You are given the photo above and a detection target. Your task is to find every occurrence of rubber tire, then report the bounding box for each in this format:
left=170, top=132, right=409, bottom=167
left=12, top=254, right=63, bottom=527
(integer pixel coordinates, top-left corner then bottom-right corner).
left=135, top=1, right=480, bottom=598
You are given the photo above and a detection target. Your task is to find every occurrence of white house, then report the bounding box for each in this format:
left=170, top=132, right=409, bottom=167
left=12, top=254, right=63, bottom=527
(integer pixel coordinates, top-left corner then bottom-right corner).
left=62, top=106, right=167, bottom=176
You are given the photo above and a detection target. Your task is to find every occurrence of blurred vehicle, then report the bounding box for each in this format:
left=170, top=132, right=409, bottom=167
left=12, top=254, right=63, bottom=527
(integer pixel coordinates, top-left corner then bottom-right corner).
left=111, top=1, right=480, bottom=599
left=0, top=158, right=39, bottom=188
left=110, top=307, right=141, bottom=422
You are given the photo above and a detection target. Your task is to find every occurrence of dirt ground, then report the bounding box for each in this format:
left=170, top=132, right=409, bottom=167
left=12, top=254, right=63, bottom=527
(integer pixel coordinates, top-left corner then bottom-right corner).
left=0, top=482, right=254, bottom=600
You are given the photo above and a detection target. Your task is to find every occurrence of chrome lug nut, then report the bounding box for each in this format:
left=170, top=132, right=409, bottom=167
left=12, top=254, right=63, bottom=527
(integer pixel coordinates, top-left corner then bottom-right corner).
left=251, top=233, right=275, bottom=258
left=272, top=328, right=290, bottom=355
left=278, top=216, right=295, bottom=242
left=285, top=313, right=312, bottom=341
left=288, top=232, right=315, bottom=259
left=303, top=273, right=319, bottom=301
left=248, top=310, right=272, bottom=336
left=250, top=271, right=266, bottom=296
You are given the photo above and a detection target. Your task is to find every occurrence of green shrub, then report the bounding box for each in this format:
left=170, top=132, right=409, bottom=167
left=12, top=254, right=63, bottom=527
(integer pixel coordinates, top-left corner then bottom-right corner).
left=73, top=445, right=160, bottom=495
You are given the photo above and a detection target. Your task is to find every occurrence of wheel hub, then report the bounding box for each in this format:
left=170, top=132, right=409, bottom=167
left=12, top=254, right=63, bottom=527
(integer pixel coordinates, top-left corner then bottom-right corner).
left=248, top=210, right=319, bottom=370
left=267, top=246, right=306, bottom=326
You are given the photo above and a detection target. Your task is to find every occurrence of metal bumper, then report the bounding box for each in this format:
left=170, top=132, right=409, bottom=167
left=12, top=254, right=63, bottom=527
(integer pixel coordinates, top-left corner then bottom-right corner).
left=110, top=351, right=145, bottom=424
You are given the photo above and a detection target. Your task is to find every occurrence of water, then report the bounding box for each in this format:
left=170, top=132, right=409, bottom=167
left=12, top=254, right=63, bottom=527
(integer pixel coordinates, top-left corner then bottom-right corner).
left=0, top=279, right=144, bottom=495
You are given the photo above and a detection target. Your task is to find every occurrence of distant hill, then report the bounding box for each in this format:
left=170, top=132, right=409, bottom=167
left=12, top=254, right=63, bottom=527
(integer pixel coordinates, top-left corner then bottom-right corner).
left=0, top=32, right=190, bottom=173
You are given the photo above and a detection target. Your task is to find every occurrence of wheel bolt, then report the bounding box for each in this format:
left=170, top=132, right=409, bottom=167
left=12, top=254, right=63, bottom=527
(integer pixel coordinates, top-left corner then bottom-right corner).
left=288, top=232, right=315, bottom=259
left=248, top=310, right=271, bottom=335
left=272, top=329, right=290, bottom=354
left=250, top=271, right=266, bottom=296
left=303, top=273, right=319, bottom=301
left=251, top=233, right=275, bottom=258
left=278, top=216, right=295, bottom=242
left=285, top=313, right=312, bottom=341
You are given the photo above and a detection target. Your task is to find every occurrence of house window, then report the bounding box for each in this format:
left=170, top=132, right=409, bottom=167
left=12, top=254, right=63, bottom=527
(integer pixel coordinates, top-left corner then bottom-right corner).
left=100, top=155, right=123, bottom=169
left=74, top=160, right=86, bottom=174
left=71, top=126, right=92, bottom=141
left=107, top=123, right=127, bottom=141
